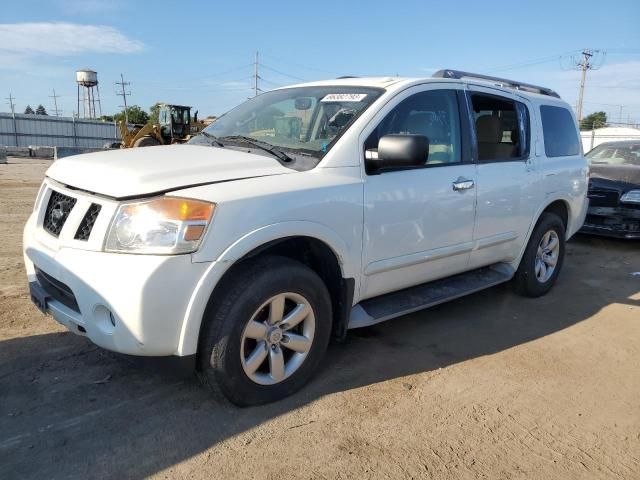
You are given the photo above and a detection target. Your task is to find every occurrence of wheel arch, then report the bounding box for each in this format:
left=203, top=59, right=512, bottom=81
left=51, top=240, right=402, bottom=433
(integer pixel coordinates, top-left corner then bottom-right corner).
left=513, top=197, right=571, bottom=269
left=176, top=222, right=358, bottom=357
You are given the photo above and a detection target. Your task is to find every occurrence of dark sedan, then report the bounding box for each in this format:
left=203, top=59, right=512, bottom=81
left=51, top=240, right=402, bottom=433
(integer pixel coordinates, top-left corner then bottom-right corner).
left=581, top=140, right=640, bottom=239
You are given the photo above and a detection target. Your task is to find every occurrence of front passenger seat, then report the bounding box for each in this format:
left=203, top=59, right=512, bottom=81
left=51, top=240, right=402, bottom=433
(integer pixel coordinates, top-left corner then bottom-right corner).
left=476, top=115, right=515, bottom=161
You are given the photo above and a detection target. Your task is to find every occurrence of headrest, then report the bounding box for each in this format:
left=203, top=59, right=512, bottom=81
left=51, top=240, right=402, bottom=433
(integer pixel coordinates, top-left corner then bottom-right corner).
left=476, top=115, right=503, bottom=143
left=402, top=114, right=446, bottom=141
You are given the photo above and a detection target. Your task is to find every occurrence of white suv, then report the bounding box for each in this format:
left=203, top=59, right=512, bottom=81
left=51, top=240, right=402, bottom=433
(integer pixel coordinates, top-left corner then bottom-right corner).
left=24, top=70, right=588, bottom=405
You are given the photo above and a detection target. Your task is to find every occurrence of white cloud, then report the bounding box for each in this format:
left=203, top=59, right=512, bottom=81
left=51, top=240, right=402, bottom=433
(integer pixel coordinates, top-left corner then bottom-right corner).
left=0, top=22, right=143, bottom=57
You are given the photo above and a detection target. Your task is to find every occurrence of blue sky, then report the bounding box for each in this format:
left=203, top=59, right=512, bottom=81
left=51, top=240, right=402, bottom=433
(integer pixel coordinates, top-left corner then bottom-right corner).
left=1, top=0, right=639, bottom=122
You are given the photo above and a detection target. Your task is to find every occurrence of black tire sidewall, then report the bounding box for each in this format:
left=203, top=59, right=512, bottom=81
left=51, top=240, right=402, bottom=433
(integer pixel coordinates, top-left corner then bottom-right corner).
left=199, top=256, right=332, bottom=406
left=515, top=213, right=566, bottom=297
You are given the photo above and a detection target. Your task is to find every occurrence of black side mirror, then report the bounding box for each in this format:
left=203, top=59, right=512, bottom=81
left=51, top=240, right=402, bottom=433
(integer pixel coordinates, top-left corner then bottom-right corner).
left=366, top=134, right=429, bottom=171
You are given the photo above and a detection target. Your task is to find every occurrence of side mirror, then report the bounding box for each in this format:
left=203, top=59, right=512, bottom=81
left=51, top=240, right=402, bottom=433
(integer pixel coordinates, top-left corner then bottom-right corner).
left=366, top=134, right=429, bottom=171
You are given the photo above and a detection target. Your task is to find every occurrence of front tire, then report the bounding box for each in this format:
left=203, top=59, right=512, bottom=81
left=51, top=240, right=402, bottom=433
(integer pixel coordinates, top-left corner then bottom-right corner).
left=197, top=256, right=332, bottom=406
left=513, top=212, right=566, bottom=297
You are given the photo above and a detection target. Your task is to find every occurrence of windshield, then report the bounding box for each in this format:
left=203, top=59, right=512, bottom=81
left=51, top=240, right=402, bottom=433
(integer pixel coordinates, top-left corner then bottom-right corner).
left=587, top=143, right=640, bottom=166
left=190, top=86, right=383, bottom=160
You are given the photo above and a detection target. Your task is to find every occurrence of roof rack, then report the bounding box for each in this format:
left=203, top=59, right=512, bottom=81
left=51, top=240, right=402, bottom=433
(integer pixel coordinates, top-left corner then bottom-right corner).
left=432, top=69, right=560, bottom=98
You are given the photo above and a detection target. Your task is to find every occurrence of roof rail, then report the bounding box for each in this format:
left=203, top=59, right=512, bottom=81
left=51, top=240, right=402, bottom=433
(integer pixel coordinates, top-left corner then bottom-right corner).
left=432, top=69, right=560, bottom=98
left=336, top=75, right=359, bottom=79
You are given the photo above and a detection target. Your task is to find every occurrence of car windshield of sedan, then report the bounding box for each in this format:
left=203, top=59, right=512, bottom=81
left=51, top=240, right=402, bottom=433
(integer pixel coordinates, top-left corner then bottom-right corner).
left=587, top=143, right=640, bottom=166
left=189, top=86, right=383, bottom=161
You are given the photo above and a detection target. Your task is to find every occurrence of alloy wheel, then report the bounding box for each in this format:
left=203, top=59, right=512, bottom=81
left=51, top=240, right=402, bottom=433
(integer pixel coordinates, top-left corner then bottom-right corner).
left=240, top=292, right=315, bottom=385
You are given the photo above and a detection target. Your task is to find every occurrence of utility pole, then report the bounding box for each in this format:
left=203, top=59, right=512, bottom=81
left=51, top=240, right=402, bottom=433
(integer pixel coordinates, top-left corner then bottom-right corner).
left=253, top=51, right=261, bottom=97
left=575, top=50, right=593, bottom=122
left=115, top=73, right=131, bottom=124
left=573, top=49, right=605, bottom=122
left=49, top=89, right=62, bottom=116
left=5, top=93, right=18, bottom=146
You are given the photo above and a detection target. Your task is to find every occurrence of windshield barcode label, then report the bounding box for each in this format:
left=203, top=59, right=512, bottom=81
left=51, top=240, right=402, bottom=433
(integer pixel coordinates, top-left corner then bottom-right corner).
left=321, top=93, right=367, bottom=102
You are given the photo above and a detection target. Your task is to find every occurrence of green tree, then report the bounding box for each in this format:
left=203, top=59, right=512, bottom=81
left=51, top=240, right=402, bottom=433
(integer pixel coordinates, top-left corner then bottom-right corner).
left=35, top=104, right=48, bottom=115
left=100, top=115, right=115, bottom=122
left=149, top=103, right=161, bottom=124
left=114, top=105, right=149, bottom=125
left=580, top=111, right=607, bottom=130
left=24, top=105, right=34, bottom=114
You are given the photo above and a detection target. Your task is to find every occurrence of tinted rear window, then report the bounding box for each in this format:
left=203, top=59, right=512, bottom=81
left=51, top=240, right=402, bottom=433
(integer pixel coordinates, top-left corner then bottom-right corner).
left=540, top=105, right=580, bottom=157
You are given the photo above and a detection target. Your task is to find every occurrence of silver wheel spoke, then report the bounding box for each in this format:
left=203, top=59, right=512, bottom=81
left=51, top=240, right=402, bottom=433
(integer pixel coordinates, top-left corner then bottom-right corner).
left=539, top=262, right=547, bottom=280
left=280, top=303, right=310, bottom=330
left=244, top=320, right=268, bottom=340
left=546, top=236, right=558, bottom=252
left=269, top=346, right=285, bottom=382
left=269, top=294, right=286, bottom=324
left=535, top=260, right=542, bottom=276
left=244, top=341, right=268, bottom=374
left=282, top=333, right=312, bottom=353
left=541, top=231, right=551, bottom=249
left=545, top=254, right=557, bottom=267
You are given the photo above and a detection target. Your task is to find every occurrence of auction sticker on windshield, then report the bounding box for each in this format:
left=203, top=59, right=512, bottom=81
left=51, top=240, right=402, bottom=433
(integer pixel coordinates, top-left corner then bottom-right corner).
left=321, top=93, right=367, bottom=102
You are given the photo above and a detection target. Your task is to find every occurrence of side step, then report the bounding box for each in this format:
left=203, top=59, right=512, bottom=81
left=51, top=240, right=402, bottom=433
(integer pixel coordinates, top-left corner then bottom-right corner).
left=348, top=264, right=514, bottom=329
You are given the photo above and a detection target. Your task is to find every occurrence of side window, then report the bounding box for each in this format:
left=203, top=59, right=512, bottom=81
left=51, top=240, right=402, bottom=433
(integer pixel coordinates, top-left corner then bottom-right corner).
left=540, top=105, right=580, bottom=157
left=471, top=93, right=529, bottom=162
left=365, top=89, right=461, bottom=166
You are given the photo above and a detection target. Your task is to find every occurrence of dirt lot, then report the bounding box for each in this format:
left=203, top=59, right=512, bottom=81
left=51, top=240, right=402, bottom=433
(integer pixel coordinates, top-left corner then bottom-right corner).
left=1, top=157, right=639, bottom=479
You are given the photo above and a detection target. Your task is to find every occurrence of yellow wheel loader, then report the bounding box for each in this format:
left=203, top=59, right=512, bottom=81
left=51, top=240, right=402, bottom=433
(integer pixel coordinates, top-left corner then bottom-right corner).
left=118, top=104, right=205, bottom=148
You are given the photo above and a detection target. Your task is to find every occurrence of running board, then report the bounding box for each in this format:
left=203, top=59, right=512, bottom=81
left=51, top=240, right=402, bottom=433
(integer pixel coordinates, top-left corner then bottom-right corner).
left=348, top=264, right=514, bottom=329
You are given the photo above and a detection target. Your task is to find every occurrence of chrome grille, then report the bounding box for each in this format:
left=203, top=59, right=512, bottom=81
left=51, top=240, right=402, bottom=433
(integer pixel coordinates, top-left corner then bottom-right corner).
left=74, top=203, right=101, bottom=241
left=43, top=190, right=77, bottom=237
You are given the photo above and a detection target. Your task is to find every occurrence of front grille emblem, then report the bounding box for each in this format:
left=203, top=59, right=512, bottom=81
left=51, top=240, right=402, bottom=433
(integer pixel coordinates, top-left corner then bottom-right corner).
left=43, top=191, right=77, bottom=237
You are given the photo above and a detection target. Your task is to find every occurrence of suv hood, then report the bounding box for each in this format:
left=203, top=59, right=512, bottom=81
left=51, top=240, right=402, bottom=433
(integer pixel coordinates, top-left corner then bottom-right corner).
left=46, top=144, right=293, bottom=198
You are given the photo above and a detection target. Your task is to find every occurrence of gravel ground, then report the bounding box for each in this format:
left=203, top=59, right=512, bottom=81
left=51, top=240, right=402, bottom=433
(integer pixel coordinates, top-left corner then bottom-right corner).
left=1, top=157, right=639, bottom=479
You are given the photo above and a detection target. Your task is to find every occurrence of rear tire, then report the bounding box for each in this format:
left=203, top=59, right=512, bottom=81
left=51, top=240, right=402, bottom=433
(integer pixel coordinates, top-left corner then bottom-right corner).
left=197, top=256, right=332, bottom=406
left=513, top=212, right=566, bottom=297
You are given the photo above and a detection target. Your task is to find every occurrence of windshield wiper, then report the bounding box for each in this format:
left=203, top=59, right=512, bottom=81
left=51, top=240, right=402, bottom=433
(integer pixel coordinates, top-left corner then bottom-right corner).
left=200, top=131, right=225, bottom=147
left=218, top=135, right=294, bottom=163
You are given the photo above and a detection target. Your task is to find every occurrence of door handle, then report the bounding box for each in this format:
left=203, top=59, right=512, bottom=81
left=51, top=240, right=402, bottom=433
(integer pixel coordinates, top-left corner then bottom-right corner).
left=452, top=177, right=474, bottom=191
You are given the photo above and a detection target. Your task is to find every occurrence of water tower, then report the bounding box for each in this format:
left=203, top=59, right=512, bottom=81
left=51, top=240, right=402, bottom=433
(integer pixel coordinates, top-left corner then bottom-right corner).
left=76, top=68, right=102, bottom=119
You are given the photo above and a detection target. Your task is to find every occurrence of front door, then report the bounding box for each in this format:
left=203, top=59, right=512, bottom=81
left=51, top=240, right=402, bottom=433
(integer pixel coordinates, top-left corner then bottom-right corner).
left=361, top=85, right=477, bottom=300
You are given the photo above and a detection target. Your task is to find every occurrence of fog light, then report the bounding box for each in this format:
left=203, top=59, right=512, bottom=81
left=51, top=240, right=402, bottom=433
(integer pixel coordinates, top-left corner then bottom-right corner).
left=94, top=304, right=116, bottom=334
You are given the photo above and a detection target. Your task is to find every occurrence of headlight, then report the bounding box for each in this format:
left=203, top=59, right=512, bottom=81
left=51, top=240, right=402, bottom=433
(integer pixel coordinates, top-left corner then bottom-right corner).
left=620, top=190, right=640, bottom=204
left=105, top=197, right=215, bottom=254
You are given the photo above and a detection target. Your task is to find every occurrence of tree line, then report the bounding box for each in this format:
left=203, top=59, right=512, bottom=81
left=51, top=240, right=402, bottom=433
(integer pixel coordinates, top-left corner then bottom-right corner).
left=99, top=104, right=161, bottom=125
left=23, top=105, right=48, bottom=115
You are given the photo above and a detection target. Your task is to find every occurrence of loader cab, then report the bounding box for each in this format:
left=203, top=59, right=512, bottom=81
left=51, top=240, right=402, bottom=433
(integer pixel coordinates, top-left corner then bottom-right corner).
left=158, top=104, right=191, bottom=141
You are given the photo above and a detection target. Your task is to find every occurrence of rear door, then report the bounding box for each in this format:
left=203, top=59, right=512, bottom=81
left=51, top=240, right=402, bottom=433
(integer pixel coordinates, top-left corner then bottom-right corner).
left=465, top=86, right=541, bottom=269
left=360, top=84, right=477, bottom=300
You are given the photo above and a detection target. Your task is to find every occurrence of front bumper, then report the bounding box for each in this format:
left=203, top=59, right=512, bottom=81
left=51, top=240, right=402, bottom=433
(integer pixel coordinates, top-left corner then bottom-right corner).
left=23, top=212, right=210, bottom=356
left=579, top=205, right=640, bottom=239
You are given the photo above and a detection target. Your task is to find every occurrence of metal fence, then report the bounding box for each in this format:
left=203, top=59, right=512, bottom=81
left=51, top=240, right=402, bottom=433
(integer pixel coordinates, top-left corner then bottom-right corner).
left=0, top=113, right=121, bottom=148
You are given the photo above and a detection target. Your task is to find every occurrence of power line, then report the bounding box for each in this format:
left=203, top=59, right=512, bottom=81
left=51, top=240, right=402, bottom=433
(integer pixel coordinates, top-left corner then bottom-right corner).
left=259, top=63, right=308, bottom=82
left=115, top=73, right=131, bottom=123
left=260, top=53, right=340, bottom=76
left=49, top=89, right=62, bottom=116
